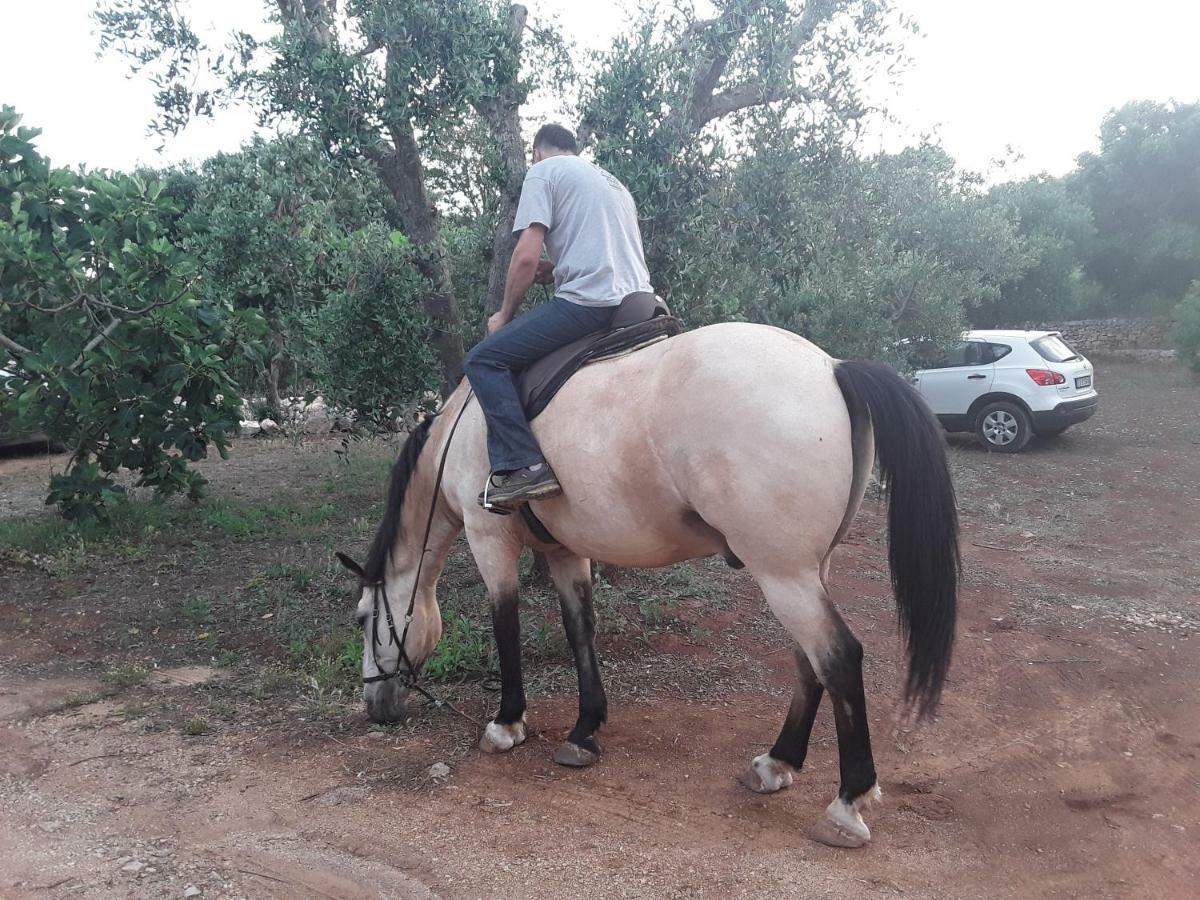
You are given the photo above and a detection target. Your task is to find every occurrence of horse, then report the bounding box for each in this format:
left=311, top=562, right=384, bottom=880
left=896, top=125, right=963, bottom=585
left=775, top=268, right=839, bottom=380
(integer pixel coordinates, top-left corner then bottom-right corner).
left=336, top=322, right=959, bottom=848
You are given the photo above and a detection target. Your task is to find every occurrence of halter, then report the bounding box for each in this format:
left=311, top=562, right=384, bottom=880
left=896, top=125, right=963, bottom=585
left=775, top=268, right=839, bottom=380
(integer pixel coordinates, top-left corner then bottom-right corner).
left=360, top=389, right=476, bottom=713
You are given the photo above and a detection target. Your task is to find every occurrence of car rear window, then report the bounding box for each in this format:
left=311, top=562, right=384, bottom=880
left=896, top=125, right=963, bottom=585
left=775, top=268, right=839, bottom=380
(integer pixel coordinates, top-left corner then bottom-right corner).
left=1031, top=335, right=1080, bottom=363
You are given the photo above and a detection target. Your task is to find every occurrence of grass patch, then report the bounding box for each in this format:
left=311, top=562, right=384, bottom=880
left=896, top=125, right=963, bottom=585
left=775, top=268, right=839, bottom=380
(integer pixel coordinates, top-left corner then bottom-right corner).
left=182, top=718, right=211, bottom=736
left=55, top=689, right=113, bottom=711
left=424, top=612, right=494, bottom=682
left=181, top=596, right=213, bottom=625
left=282, top=628, right=362, bottom=697
left=201, top=499, right=339, bottom=542
left=0, top=500, right=179, bottom=558
left=103, top=664, right=149, bottom=688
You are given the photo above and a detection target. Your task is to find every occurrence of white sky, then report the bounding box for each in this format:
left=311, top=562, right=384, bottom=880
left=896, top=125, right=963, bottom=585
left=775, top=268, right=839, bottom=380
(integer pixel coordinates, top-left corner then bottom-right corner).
left=4, top=0, right=1198, bottom=182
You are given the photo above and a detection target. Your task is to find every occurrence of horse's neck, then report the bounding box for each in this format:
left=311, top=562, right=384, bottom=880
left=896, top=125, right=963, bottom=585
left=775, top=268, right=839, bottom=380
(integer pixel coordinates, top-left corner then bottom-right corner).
left=390, top=410, right=462, bottom=583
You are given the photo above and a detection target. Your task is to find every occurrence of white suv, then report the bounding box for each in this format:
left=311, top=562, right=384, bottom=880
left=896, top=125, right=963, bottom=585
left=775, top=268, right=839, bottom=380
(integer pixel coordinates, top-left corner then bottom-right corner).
left=911, top=330, right=1098, bottom=452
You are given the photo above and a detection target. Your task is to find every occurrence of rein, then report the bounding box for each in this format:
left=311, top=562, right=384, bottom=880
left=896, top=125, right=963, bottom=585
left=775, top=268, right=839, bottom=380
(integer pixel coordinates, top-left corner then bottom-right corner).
left=361, top=389, right=484, bottom=729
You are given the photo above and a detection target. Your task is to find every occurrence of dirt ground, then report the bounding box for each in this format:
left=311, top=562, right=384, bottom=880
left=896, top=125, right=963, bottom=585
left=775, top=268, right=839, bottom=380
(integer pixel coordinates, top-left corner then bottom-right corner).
left=1, top=359, right=1198, bottom=899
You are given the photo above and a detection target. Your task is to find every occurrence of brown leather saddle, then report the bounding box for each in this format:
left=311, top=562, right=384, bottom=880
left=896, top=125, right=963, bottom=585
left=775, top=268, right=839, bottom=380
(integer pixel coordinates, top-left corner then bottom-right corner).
left=518, top=292, right=683, bottom=420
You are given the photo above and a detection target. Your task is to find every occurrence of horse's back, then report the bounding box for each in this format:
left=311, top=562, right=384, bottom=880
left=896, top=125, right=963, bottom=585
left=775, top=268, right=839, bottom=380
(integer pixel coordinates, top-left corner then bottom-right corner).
left=529, top=323, right=857, bottom=570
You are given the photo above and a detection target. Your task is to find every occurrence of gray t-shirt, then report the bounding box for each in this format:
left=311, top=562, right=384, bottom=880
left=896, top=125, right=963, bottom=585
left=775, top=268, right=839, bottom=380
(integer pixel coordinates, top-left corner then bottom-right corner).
left=512, top=155, right=653, bottom=308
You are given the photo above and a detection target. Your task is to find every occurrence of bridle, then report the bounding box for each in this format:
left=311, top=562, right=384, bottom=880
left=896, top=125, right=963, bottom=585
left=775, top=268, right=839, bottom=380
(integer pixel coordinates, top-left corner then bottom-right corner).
left=359, top=389, right=483, bottom=726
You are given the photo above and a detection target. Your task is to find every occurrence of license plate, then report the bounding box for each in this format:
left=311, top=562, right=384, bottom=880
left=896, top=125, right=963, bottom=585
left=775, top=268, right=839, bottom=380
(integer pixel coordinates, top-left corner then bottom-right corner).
left=1075, top=375, right=1092, bottom=389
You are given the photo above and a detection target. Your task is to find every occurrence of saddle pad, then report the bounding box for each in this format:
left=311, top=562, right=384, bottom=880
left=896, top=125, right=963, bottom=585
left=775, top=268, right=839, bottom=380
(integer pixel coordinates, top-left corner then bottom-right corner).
left=519, top=314, right=684, bottom=420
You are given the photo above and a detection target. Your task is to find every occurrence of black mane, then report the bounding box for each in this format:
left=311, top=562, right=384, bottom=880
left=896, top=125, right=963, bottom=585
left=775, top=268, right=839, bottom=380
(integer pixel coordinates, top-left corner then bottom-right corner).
left=363, top=416, right=436, bottom=584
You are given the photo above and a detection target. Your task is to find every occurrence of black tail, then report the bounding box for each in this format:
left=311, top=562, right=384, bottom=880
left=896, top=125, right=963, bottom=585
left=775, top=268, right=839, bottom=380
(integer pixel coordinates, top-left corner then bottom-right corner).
left=834, top=359, right=960, bottom=718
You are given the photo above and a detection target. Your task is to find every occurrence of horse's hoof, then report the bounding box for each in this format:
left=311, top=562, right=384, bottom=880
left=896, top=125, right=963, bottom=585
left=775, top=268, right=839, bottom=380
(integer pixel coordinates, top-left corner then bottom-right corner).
left=479, top=719, right=526, bottom=754
left=739, top=753, right=794, bottom=794
left=809, top=795, right=873, bottom=849
left=553, top=740, right=600, bottom=768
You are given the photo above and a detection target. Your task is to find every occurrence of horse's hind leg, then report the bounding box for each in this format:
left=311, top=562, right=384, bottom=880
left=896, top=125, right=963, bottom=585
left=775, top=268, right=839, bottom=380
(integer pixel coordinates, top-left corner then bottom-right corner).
left=753, top=572, right=880, bottom=848
left=547, top=551, right=607, bottom=767
left=740, top=649, right=823, bottom=793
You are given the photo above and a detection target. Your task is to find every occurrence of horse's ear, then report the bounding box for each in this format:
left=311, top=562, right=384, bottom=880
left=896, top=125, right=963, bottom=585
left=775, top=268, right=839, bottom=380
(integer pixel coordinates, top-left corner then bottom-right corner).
left=336, top=552, right=366, bottom=579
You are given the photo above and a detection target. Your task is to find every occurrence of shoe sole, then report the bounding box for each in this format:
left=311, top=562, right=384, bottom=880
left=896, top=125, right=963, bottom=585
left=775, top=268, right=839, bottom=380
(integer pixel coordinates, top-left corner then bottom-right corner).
left=482, top=481, right=563, bottom=509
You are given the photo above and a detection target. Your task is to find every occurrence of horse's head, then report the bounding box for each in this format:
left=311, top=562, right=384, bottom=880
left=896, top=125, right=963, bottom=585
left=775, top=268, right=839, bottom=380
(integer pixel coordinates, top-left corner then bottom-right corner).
left=337, top=551, right=443, bottom=723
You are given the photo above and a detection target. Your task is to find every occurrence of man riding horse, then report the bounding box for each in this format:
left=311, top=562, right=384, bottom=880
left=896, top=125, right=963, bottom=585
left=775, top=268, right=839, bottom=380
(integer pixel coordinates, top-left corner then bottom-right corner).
left=464, top=123, right=653, bottom=509
left=340, top=120, right=960, bottom=849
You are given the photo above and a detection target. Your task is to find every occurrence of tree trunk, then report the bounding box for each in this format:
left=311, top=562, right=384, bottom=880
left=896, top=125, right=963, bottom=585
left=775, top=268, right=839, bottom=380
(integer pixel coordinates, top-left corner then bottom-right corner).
left=369, top=123, right=466, bottom=398
left=478, top=4, right=530, bottom=322
left=266, top=355, right=285, bottom=415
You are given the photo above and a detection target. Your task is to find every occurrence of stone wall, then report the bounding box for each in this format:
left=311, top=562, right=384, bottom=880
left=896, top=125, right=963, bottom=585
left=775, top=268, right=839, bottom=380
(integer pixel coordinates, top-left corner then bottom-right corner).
left=1022, top=317, right=1174, bottom=353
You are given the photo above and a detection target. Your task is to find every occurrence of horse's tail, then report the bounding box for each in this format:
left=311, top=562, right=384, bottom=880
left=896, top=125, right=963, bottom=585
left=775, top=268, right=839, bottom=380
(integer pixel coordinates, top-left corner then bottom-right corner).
left=834, top=359, right=960, bottom=718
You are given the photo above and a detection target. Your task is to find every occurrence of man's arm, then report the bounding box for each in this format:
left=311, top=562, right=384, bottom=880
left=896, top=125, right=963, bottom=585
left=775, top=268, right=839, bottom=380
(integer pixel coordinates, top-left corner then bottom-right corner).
left=489, top=224, right=548, bottom=334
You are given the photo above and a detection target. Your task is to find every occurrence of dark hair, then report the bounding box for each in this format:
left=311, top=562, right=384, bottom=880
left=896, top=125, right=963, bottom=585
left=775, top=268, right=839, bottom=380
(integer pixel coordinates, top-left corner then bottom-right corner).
left=533, top=123, right=578, bottom=154
left=363, top=416, right=435, bottom=584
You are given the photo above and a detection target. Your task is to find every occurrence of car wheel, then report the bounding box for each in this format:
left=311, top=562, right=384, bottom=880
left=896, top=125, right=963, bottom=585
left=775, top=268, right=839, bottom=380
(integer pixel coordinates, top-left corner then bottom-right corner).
left=975, top=401, right=1032, bottom=453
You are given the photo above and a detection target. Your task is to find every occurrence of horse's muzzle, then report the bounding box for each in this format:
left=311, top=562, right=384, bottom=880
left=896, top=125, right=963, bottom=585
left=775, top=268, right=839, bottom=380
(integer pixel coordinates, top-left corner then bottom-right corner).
left=364, top=678, right=411, bottom=723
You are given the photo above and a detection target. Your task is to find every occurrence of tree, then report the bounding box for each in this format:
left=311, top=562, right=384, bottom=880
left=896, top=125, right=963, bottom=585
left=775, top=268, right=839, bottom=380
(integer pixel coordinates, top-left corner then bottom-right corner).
left=1075, top=101, right=1200, bottom=316
left=172, top=137, right=390, bottom=412
left=1173, top=280, right=1200, bottom=373
left=578, top=0, right=906, bottom=321
left=725, top=143, right=1030, bottom=359
left=307, top=227, right=440, bottom=428
left=97, top=0, right=568, bottom=396
left=0, top=107, right=262, bottom=520
left=978, top=175, right=1103, bottom=326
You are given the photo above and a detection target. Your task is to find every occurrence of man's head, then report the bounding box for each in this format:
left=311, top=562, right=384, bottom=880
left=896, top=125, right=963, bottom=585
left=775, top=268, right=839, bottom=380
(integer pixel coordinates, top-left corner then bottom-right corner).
left=532, top=123, right=578, bottom=164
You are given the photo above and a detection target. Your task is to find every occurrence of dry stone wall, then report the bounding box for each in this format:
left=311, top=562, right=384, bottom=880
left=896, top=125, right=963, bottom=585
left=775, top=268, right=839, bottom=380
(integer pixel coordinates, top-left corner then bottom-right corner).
left=1022, top=318, right=1175, bottom=357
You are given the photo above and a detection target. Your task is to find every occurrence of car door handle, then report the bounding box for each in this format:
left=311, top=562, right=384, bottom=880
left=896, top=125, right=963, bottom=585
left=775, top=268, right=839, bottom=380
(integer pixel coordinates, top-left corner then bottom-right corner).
left=967, top=374, right=987, bottom=380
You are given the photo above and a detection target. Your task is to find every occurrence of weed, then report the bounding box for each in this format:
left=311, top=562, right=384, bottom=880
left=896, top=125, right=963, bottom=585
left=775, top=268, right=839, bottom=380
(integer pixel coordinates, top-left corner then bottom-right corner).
left=638, top=596, right=668, bottom=627
left=525, top=621, right=566, bottom=662
left=424, top=612, right=494, bottom=682
left=254, top=666, right=294, bottom=697
left=181, top=596, right=213, bottom=625
left=56, top=690, right=111, bottom=710
left=103, top=664, right=149, bottom=688
left=263, top=562, right=316, bottom=592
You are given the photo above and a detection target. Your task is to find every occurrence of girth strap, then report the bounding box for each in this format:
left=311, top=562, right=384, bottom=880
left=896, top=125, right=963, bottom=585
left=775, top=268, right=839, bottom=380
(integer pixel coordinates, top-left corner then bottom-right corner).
left=520, top=503, right=559, bottom=545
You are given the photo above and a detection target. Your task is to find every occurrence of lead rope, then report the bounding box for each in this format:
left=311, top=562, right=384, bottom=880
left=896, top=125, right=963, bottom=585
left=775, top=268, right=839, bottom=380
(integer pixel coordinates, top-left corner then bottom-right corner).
left=364, top=388, right=486, bottom=731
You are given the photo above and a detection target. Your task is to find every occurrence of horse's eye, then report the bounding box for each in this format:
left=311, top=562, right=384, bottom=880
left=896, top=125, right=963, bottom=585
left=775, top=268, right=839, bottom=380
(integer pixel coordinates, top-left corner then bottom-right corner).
left=355, top=609, right=369, bottom=627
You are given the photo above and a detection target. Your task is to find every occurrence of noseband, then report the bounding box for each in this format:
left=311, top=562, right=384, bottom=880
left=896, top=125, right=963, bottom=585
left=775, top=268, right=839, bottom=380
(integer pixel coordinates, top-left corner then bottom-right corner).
left=361, top=389, right=475, bottom=691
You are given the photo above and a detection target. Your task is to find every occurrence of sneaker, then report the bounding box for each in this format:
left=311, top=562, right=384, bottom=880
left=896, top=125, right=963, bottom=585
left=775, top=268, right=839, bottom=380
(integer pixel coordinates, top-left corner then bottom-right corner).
left=478, top=463, right=563, bottom=509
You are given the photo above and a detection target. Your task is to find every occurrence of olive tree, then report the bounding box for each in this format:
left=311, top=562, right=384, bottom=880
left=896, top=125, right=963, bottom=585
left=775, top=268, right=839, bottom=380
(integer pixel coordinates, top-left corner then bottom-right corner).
left=97, top=0, right=569, bottom=396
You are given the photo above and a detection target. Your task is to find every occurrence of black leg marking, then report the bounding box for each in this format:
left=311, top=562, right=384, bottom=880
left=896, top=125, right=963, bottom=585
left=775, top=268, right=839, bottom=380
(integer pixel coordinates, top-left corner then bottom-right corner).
left=558, top=579, right=607, bottom=754
left=769, top=650, right=825, bottom=770
left=491, top=591, right=526, bottom=726
left=821, top=620, right=877, bottom=803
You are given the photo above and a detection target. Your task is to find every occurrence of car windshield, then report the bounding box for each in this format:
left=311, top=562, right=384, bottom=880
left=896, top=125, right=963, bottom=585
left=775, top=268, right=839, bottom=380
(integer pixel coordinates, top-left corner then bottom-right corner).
left=1031, top=335, right=1080, bottom=363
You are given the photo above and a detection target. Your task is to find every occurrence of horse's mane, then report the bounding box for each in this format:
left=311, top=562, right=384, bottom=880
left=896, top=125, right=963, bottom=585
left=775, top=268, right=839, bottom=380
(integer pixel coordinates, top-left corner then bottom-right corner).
left=363, top=415, right=436, bottom=584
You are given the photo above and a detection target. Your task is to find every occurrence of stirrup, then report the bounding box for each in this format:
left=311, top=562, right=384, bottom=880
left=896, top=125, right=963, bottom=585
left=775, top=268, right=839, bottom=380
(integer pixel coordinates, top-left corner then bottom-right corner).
left=480, top=473, right=514, bottom=516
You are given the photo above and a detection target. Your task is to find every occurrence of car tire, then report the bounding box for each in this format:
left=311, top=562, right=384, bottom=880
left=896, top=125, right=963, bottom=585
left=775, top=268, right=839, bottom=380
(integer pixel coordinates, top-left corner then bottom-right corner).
left=975, top=401, right=1032, bottom=453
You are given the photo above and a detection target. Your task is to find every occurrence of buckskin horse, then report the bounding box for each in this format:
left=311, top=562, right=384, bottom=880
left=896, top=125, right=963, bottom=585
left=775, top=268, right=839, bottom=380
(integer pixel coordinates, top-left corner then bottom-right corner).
left=336, top=322, right=958, bottom=848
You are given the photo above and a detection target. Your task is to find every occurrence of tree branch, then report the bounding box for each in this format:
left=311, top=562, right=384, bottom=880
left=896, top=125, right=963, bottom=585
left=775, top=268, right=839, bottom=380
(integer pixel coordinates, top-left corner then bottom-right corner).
left=0, top=328, right=33, bottom=358
left=697, top=83, right=818, bottom=127
left=681, top=0, right=764, bottom=124
left=688, top=0, right=837, bottom=130
left=73, top=316, right=124, bottom=369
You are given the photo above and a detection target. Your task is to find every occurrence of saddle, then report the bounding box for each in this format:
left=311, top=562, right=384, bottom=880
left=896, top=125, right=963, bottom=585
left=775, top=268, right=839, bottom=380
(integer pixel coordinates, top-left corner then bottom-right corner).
left=519, top=292, right=683, bottom=419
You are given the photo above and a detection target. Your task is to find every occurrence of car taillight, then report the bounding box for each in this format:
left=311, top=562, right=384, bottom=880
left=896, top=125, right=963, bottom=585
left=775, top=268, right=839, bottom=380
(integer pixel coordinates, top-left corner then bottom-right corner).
left=1026, top=369, right=1066, bottom=386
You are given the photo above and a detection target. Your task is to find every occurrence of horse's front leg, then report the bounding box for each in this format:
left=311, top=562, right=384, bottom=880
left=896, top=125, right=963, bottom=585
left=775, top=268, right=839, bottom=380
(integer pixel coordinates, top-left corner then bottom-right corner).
left=469, top=532, right=527, bottom=754
left=547, top=551, right=607, bottom=767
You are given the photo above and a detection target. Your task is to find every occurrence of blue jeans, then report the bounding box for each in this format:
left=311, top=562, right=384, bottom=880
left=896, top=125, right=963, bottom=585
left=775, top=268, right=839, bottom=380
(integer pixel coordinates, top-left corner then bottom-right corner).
left=464, top=298, right=616, bottom=472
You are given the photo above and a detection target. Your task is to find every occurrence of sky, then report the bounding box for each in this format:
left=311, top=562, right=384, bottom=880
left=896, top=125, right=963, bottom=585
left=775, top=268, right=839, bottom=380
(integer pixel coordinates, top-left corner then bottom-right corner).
left=4, top=0, right=1199, bottom=182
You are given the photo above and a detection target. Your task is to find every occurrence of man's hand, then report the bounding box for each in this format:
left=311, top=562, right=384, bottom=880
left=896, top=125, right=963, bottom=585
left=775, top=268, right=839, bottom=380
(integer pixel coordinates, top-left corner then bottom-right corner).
left=487, top=311, right=512, bottom=335
left=534, top=259, right=555, bottom=285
